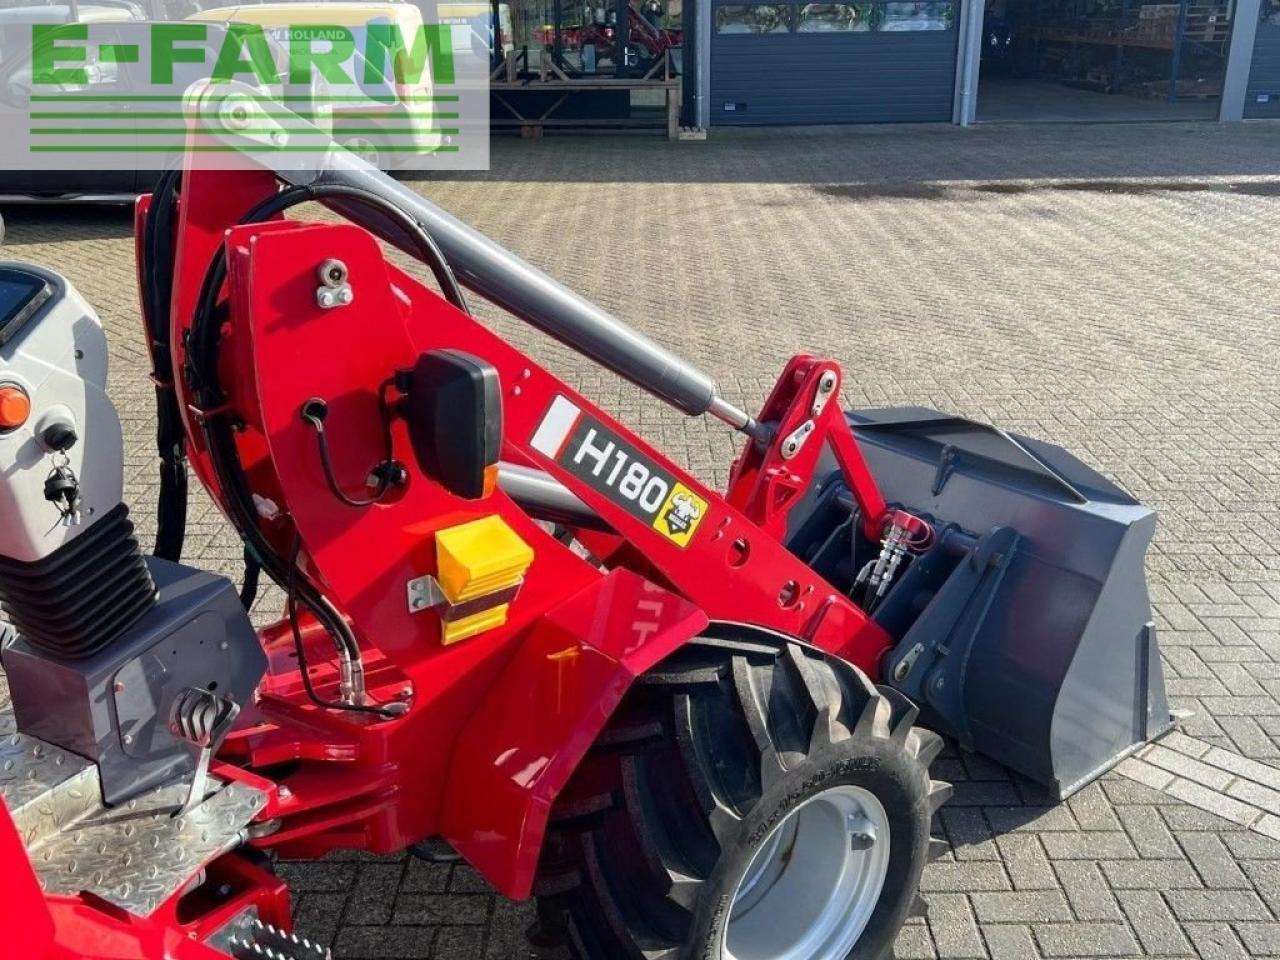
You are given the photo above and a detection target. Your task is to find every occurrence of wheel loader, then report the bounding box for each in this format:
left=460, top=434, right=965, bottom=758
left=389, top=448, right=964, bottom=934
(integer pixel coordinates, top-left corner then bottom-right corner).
left=0, top=103, right=1171, bottom=960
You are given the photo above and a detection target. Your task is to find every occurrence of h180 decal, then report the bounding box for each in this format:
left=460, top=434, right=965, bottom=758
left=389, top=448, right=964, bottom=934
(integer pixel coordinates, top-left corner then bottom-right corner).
left=531, top=396, right=709, bottom=548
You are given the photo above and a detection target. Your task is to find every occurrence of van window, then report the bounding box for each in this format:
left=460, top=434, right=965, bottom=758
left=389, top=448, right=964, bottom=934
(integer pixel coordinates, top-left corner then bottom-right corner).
left=715, top=4, right=793, bottom=33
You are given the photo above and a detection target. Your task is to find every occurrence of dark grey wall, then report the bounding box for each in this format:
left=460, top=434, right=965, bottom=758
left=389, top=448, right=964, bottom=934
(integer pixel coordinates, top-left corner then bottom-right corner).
left=710, top=11, right=959, bottom=125
left=1246, top=16, right=1280, bottom=117
left=683, top=0, right=699, bottom=125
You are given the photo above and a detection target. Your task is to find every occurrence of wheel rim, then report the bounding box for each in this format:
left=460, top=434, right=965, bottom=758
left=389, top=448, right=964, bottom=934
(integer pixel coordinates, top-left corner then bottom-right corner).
left=342, top=137, right=381, bottom=168
left=723, top=785, right=891, bottom=960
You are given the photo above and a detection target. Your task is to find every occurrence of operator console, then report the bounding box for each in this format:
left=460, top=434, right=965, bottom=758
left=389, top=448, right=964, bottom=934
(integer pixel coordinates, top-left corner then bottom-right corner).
left=0, top=261, right=266, bottom=810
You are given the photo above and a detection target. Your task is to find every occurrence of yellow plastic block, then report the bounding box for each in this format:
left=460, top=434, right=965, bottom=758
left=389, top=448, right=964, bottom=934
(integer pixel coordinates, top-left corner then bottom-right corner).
left=442, top=604, right=511, bottom=646
left=435, top=515, right=534, bottom=604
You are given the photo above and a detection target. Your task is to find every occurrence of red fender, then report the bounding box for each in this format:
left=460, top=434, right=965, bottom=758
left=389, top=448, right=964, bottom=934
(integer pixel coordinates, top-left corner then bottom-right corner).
left=440, top=567, right=707, bottom=898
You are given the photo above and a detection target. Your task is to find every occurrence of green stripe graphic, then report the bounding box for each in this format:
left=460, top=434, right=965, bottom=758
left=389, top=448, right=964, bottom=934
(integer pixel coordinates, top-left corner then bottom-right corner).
left=29, top=145, right=461, bottom=153
left=30, top=112, right=461, bottom=120
left=30, top=127, right=459, bottom=135
left=31, top=95, right=461, bottom=103
left=99, top=44, right=139, bottom=63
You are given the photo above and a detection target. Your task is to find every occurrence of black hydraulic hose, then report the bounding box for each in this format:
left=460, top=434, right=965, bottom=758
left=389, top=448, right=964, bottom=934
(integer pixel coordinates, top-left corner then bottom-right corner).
left=200, top=365, right=385, bottom=713
left=299, top=389, right=398, bottom=509
left=305, top=411, right=386, bottom=508
left=142, top=169, right=180, bottom=346
left=193, top=365, right=376, bottom=713
left=286, top=534, right=396, bottom=719
left=141, top=168, right=189, bottom=563
left=239, top=545, right=261, bottom=609
left=187, top=181, right=464, bottom=719
left=188, top=181, right=468, bottom=391
left=291, top=157, right=726, bottom=421
left=142, top=169, right=252, bottom=606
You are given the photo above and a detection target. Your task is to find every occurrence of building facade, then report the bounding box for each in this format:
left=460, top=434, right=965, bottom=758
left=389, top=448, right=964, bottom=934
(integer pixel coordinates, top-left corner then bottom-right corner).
left=685, top=0, right=1280, bottom=125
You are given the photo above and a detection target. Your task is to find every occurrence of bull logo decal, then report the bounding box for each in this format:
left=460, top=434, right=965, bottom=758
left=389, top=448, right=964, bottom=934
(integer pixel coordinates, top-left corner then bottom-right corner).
left=663, top=492, right=702, bottom=537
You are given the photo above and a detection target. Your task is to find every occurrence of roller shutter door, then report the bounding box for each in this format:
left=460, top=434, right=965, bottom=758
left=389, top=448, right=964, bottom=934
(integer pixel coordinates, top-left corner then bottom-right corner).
left=710, top=1, right=961, bottom=125
left=1246, top=4, right=1280, bottom=118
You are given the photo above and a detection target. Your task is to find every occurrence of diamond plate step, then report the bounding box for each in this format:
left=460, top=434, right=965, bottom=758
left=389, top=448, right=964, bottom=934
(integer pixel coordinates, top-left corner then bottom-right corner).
left=0, top=669, right=268, bottom=916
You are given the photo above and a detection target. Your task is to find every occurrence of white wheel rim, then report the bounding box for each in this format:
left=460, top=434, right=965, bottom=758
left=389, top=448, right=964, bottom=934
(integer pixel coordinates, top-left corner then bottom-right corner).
left=343, top=137, right=380, bottom=167
left=723, top=785, right=891, bottom=960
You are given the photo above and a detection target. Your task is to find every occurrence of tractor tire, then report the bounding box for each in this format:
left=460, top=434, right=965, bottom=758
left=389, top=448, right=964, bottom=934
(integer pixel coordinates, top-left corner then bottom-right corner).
left=535, top=626, right=950, bottom=960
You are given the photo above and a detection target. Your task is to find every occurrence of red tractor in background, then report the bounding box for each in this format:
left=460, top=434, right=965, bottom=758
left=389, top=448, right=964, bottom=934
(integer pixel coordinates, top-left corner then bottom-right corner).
left=538, top=0, right=681, bottom=72
left=0, top=126, right=1170, bottom=959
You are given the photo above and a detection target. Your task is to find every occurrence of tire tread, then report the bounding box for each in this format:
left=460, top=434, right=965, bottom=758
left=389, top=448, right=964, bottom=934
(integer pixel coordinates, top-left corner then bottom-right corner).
left=537, top=629, right=948, bottom=959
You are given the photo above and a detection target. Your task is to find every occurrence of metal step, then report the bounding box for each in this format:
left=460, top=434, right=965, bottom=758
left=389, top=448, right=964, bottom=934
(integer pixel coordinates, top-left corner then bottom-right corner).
left=226, top=917, right=332, bottom=960
left=0, top=669, right=268, bottom=916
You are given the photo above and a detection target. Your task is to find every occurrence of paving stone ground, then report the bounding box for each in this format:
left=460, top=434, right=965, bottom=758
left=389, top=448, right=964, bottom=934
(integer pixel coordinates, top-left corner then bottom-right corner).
left=2, top=119, right=1279, bottom=960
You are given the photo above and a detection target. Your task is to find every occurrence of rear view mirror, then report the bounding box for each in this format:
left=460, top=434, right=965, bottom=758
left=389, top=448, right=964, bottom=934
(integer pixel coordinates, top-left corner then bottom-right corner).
left=401, top=350, right=502, bottom=499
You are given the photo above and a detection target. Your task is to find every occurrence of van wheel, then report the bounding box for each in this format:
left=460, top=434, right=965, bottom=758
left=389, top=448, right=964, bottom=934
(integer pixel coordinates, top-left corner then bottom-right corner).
left=536, top=627, right=951, bottom=960
left=340, top=136, right=384, bottom=170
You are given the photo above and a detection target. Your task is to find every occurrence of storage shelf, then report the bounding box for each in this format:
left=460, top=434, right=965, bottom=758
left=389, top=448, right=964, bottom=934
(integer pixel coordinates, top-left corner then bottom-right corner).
left=1028, top=0, right=1231, bottom=103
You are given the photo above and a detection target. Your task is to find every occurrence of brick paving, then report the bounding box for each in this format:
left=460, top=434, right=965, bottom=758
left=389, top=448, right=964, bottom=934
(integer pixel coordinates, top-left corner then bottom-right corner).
left=2, top=119, right=1280, bottom=959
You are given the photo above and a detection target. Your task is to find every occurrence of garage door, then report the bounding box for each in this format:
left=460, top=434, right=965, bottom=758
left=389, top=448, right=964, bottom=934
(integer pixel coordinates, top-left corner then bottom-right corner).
left=711, top=1, right=961, bottom=125
left=1245, top=0, right=1280, bottom=118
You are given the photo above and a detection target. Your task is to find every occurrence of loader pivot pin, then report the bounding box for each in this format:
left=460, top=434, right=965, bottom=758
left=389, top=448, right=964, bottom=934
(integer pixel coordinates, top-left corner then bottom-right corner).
left=315, top=258, right=354, bottom=309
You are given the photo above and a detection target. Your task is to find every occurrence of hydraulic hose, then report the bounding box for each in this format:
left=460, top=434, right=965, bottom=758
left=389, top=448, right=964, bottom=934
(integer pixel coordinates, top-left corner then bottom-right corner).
left=186, top=181, right=467, bottom=718
left=194, top=85, right=764, bottom=437
left=140, top=168, right=189, bottom=564
left=275, top=153, right=766, bottom=438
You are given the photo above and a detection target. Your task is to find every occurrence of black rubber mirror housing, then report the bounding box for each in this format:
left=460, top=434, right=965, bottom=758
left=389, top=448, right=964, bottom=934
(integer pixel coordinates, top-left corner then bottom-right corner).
left=403, top=350, right=502, bottom=499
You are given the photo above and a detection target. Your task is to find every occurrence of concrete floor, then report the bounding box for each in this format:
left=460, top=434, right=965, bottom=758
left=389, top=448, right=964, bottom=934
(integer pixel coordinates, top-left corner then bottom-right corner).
left=2, top=119, right=1280, bottom=959
left=976, top=77, right=1221, bottom=123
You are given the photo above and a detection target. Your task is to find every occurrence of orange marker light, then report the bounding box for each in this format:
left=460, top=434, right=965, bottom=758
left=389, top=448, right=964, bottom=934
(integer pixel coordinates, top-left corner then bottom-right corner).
left=482, top=463, right=499, bottom=498
left=0, top=385, right=31, bottom=430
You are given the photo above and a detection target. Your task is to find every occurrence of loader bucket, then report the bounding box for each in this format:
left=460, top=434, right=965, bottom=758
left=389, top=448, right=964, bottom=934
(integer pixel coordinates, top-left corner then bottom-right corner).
left=832, top=408, right=1171, bottom=798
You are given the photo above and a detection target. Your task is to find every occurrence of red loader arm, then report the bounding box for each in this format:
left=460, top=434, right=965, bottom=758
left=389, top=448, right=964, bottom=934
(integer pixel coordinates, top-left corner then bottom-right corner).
left=144, top=166, right=895, bottom=902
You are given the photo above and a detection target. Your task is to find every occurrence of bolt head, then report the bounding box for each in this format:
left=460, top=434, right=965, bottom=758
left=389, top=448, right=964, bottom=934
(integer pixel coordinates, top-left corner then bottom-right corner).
left=849, top=831, right=875, bottom=851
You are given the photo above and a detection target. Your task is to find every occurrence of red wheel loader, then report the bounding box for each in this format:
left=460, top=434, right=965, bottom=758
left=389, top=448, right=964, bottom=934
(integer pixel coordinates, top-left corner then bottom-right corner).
left=0, top=122, right=1171, bottom=959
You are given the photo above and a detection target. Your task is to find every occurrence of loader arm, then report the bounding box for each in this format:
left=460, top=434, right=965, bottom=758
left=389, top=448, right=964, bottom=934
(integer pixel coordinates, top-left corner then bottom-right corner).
left=0, top=90, right=1171, bottom=960
left=159, top=167, right=895, bottom=892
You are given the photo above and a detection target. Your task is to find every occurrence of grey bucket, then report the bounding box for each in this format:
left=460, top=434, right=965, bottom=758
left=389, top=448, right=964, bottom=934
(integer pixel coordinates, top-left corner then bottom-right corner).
left=795, top=407, right=1172, bottom=799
